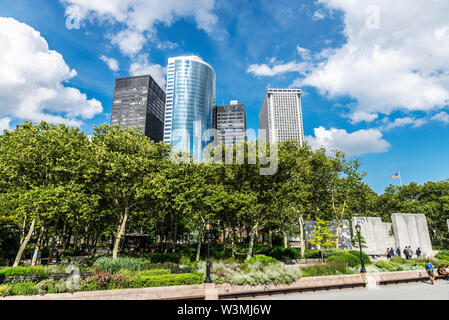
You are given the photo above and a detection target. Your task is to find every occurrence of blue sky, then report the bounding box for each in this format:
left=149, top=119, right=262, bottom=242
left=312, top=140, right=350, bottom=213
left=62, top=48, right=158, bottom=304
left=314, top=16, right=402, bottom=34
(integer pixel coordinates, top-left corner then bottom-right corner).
left=0, top=0, right=449, bottom=194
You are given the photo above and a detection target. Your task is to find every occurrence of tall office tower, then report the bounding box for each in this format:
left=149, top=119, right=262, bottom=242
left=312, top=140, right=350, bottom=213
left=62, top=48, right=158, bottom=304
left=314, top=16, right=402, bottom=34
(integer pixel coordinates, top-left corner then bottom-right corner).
left=111, top=75, right=166, bottom=142
left=213, top=100, right=247, bottom=145
left=259, top=89, right=304, bottom=144
left=163, top=56, right=216, bottom=161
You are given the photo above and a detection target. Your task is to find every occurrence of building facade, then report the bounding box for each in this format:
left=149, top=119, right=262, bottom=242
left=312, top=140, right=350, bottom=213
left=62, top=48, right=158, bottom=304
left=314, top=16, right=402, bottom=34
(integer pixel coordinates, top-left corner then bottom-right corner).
left=110, top=75, right=166, bottom=142
left=259, top=88, right=304, bottom=144
left=163, top=56, right=216, bottom=161
left=213, top=100, right=247, bottom=145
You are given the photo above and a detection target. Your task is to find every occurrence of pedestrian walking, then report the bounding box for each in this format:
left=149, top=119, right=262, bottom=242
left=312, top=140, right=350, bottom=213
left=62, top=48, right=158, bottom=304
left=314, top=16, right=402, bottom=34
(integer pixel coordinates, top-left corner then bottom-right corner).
left=408, top=246, right=413, bottom=260
left=396, top=247, right=401, bottom=258
left=416, top=247, right=422, bottom=258
left=390, top=247, right=395, bottom=258
left=386, top=248, right=391, bottom=259
left=425, top=258, right=435, bottom=285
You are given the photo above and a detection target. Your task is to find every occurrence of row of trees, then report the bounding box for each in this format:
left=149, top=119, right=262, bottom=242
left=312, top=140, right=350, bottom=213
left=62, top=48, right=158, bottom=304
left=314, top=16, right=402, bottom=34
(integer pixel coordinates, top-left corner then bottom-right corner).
left=0, top=122, right=448, bottom=265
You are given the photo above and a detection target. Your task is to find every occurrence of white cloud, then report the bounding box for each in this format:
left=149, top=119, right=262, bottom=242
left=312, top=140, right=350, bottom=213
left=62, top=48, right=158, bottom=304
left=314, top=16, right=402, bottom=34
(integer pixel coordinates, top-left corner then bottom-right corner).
left=100, top=55, right=119, bottom=72
left=0, top=117, right=11, bottom=131
left=306, top=126, right=390, bottom=157
left=62, top=0, right=218, bottom=55
left=156, top=40, right=179, bottom=50
left=350, top=111, right=378, bottom=124
left=247, top=61, right=310, bottom=77
left=382, top=117, right=427, bottom=131
left=0, top=17, right=102, bottom=127
left=431, top=112, right=449, bottom=123
left=301, top=0, right=449, bottom=116
left=129, top=55, right=166, bottom=90
left=312, top=10, right=326, bottom=20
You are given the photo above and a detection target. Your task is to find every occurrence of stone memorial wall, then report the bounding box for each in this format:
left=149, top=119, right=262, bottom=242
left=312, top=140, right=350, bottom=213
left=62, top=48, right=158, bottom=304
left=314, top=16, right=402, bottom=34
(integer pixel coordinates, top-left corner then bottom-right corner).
left=351, top=217, right=395, bottom=255
left=304, top=220, right=352, bottom=250
left=391, top=213, right=433, bottom=257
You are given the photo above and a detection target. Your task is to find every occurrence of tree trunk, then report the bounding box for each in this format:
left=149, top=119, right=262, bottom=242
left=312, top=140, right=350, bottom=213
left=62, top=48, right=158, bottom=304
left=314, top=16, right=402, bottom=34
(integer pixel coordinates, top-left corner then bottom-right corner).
left=13, top=219, right=36, bottom=267
left=283, top=230, right=288, bottom=248
left=113, top=208, right=129, bottom=260
left=268, top=230, right=273, bottom=249
left=172, top=221, right=178, bottom=253
left=196, top=229, right=203, bottom=262
left=298, top=215, right=305, bottom=258
left=231, top=228, right=236, bottom=259
left=31, top=227, right=45, bottom=266
left=246, top=223, right=258, bottom=260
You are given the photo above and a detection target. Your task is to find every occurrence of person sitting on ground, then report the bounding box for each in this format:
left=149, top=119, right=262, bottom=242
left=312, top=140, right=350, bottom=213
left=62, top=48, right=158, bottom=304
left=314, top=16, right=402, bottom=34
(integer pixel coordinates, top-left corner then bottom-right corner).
left=425, top=258, right=435, bottom=285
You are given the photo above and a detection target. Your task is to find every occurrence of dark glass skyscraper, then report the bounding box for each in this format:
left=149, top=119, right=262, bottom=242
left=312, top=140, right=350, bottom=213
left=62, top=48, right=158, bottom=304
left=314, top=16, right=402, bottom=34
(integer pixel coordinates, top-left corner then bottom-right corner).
left=213, top=101, right=247, bottom=145
left=111, top=75, right=165, bottom=142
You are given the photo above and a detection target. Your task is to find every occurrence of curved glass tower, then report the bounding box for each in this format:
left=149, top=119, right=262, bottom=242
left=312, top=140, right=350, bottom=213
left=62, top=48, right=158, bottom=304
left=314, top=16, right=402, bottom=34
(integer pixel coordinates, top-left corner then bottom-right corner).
left=163, top=56, right=216, bottom=161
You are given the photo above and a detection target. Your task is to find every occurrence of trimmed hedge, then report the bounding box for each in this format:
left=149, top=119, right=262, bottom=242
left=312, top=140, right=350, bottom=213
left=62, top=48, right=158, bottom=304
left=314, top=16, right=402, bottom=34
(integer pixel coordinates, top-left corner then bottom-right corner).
left=267, top=246, right=300, bottom=261
left=243, top=255, right=278, bottom=269
left=129, top=273, right=204, bottom=288
left=301, top=261, right=354, bottom=277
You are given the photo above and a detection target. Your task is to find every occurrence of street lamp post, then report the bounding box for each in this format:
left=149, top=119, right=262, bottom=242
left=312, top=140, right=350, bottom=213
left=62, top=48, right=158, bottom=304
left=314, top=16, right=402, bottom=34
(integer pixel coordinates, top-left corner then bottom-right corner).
left=204, top=221, right=212, bottom=283
left=355, top=223, right=367, bottom=273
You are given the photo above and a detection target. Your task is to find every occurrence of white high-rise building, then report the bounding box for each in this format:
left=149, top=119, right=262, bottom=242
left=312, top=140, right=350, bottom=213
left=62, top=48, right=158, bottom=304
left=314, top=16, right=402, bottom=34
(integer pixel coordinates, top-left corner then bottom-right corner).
left=259, top=88, right=304, bottom=144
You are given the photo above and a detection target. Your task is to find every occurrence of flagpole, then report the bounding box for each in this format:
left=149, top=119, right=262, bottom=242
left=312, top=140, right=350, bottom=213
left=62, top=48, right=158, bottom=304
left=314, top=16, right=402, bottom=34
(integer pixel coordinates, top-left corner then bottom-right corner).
left=399, top=172, right=402, bottom=187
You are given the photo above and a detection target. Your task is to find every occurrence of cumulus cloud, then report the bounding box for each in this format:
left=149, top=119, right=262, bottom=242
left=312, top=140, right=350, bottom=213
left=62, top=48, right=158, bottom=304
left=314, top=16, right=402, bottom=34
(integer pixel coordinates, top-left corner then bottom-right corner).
left=302, top=0, right=449, bottom=116
left=306, top=126, right=390, bottom=157
left=100, top=55, right=119, bottom=72
left=129, top=55, right=166, bottom=90
left=0, top=118, right=11, bottom=131
left=61, top=0, right=218, bottom=56
left=0, top=17, right=102, bottom=127
left=431, top=112, right=449, bottom=123
left=249, top=1, right=449, bottom=122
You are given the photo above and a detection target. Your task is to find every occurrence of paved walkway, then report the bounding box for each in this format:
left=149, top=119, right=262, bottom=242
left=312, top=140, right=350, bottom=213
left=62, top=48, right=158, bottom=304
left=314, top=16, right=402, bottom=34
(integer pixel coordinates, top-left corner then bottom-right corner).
left=260, top=280, right=449, bottom=300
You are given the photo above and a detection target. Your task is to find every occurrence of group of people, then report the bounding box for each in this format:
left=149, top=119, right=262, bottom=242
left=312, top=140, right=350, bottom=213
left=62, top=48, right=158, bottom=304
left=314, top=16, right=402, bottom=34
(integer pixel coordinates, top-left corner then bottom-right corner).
left=386, top=246, right=421, bottom=259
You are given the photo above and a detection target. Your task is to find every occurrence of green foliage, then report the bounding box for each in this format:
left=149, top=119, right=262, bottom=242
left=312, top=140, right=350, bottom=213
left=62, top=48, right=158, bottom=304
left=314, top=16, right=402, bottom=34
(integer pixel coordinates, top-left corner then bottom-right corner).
left=36, top=279, right=67, bottom=294
left=374, top=261, right=401, bottom=272
left=348, top=250, right=372, bottom=265
left=301, top=261, right=354, bottom=277
left=94, top=257, right=142, bottom=274
left=147, top=253, right=181, bottom=264
left=390, top=257, right=408, bottom=264
left=198, top=261, right=301, bottom=286
left=243, top=255, right=278, bottom=269
left=4, top=281, right=39, bottom=296
left=0, top=266, right=46, bottom=277
left=435, top=251, right=449, bottom=260
left=267, top=246, right=300, bottom=261
left=129, top=273, right=204, bottom=288
left=309, top=219, right=337, bottom=250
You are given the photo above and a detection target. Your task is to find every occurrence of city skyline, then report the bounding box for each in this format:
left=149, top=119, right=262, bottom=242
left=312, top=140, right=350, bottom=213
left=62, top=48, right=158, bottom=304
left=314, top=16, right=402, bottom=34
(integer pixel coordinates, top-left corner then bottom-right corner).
left=0, top=1, right=449, bottom=194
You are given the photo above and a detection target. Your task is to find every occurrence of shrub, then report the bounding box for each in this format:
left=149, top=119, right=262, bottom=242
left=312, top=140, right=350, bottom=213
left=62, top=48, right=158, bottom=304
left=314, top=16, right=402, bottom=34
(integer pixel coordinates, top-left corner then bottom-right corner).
left=374, top=261, right=401, bottom=272
left=138, top=269, right=171, bottom=277
left=36, top=279, right=67, bottom=294
left=301, top=261, right=354, bottom=277
left=327, top=255, right=359, bottom=268
left=9, top=281, right=39, bottom=296
left=94, top=257, right=141, bottom=274
left=243, top=255, right=278, bottom=269
left=267, top=246, right=300, bottom=261
left=390, top=257, right=408, bottom=264
left=348, top=251, right=372, bottom=265
left=198, top=261, right=301, bottom=286
left=435, top=251, right=449, bottom=260
left=0, top=266, right=46, bottom=277
left=148, top=253, right=181, bottom=264
left=81, top=272, right=131, bottom=291
left=129, top=273, right=203, bottom=288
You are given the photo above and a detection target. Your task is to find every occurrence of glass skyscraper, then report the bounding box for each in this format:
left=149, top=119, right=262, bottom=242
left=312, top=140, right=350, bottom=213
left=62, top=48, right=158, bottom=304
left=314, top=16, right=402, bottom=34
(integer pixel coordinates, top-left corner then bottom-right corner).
left=163, top=56, right=216, bottom=161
